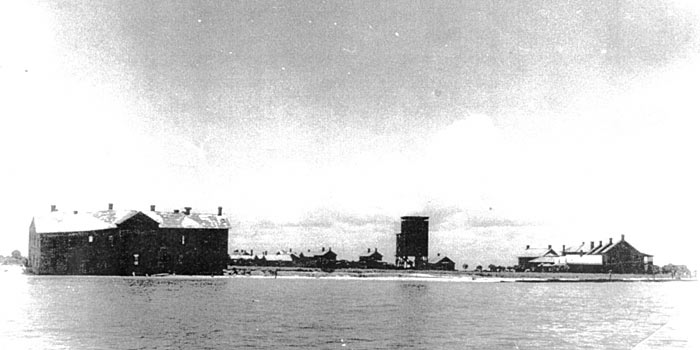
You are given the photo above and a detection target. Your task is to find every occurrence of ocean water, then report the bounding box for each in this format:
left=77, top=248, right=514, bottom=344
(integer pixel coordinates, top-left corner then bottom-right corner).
left=0, top=274, right=697, bottom=349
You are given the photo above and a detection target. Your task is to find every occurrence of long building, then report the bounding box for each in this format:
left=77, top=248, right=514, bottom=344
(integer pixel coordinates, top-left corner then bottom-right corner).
left=28, top=204, right=229, bottom=275
left=519, top=235, right=653, bottom=273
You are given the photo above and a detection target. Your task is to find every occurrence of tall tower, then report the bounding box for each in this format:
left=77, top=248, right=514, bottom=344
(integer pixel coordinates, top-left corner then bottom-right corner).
left=395, top=216, right=429, bottom=269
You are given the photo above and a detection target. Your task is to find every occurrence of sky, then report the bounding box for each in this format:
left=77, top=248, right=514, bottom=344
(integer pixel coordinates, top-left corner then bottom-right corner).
left=1, top=0, right=699, bottom=269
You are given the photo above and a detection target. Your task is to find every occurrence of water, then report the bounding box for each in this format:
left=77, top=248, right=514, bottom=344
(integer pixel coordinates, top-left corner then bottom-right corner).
left=1, top=274, right=697, bottom=349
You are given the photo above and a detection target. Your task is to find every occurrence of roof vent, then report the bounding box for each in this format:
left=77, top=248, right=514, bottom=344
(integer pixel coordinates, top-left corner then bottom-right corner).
left=108, top=203, right=113, bottom=210
left=217, top=206, right=223, bottom=216
left=174, top=209, right=180, bottom=214
left=73, top=211, right=78, bottom=214
left=50, top=205, right=57, bottom=212
left=184, top=207, right=191, bottom=215
left=150, top=205, right=156, bottom=211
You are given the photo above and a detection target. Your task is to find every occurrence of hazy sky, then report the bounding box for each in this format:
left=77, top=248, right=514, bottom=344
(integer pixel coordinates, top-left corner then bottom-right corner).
left=2, top=0, right=699, bottom=267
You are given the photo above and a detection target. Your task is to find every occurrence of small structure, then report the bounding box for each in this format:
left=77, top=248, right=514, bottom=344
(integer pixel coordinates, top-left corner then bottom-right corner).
left=517, top=245, right=559, bottom=271
left=299, top=247, right=337, bottom=267
left=359, top=248, right=384, bottom=268
left=428, top=254, right=455, bottom=271
left=260, top=250, right=297, bottom=267
left=229, top=249, right=256, bottom=266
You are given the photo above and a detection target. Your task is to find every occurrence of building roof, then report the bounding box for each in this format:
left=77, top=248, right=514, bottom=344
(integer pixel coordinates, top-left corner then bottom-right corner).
left=599, top=239, right=652, bottom=257
left=33, top=209, right=230, bottom=234
left=518, top=247, right=558, bottom=258
left=429, top=256, right=454, bottom=264
left=301, top=248, right=336, bottom=258
left=360, top=249, right=383, bottom=258
left=563, top=242, right=588, bottom=255
left=261, top=252, right=294, bottom=262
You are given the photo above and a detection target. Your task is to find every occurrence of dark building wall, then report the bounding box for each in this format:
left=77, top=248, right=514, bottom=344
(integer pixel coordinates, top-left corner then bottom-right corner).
left=396, top=217, right=429, bottom=265
left=31, top=222, right=228, bottom=275
left=601, top=241, right=648, bottom=273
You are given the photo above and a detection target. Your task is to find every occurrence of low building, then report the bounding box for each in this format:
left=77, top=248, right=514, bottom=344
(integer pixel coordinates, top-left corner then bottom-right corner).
left=299, top=247, right=337, bottom=267
left=230, top=249, right=256, bottom=266
left=428, top=255, right=455, bottom=271
left=359, top=248, right=388, bottom=269
left=528, top=235, right=653, bottom=273
left=260, top=250, right=298, bottom=267
left=28, top=204, right=230, bottom=275
left=517, top=245, right=559, bottom=271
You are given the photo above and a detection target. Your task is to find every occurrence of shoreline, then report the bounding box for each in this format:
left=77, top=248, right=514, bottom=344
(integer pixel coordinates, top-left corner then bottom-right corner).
left=223, top=266, right=696, bottom=283
left=7, top=265, right=695, bottom=282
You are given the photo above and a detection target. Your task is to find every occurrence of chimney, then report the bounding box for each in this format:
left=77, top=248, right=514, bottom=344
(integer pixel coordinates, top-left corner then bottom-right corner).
left=50, top=205, right=57, bottom=212
left=108, top=203, right=113, bottom=210
left=590, top=241, right=594, bottom=250
left=375, top=247, right=378, bottom=252
left=526, top=245, right=530, bottom=249
left=322, top=247, right=325, bottom=252
left=562, top=245, right=566, bottom=255
left=609, top=238, right=613, bottom=244
left=150, top=205, right=156, bottom=211
left=174, top=209, right=180, bottom=214
left=184, top=207, right=191, bottom=215
left=599, top=241, right=603, bottom=247
left=217, top=206, right=223, bottom=216
left=548, top=245, right=552, bottom=249
left=73, top=210, right=78, bottom=214
left=437, top=252, right=441, bottom=257
left=621, top=234, right=625, bottom=241
left=289, top=248, right=292, bottom=253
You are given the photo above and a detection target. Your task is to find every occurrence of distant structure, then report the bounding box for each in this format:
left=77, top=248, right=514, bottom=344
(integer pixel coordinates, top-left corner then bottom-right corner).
left=428, top=254, right=456, bottom=271
left=519, top=235, right=653, bottom=273
left=517, top=245, right=559, bottom=271
left=359, top=248, right=385, bottom=268
left=395, top=216, right=429, bottom=269
left=299, top=247, right=337, bottom=267
left=27, top=204, right=230, bottom=275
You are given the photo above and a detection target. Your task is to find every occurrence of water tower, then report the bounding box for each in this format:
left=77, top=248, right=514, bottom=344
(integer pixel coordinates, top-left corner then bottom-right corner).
left=395, top=216, right=429, bottom=269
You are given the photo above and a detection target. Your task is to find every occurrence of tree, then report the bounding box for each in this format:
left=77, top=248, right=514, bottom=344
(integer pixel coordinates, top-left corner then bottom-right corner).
left=11, top=250, right=21, bottom=260
left=475, top=265, right=482, bottom=272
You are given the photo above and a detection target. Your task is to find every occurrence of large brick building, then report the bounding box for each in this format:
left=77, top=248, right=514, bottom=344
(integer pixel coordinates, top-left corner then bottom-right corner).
left=520, top=235, right=653, bottom=273
left=28, top=204, right=229, bottom=275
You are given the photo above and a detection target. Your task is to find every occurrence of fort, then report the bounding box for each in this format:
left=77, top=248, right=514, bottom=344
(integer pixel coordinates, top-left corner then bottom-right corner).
left=27, top=204, right=229, bottom=275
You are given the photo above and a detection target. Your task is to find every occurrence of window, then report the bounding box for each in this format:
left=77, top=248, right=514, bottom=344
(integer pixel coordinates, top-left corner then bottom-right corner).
left=108, top=235, right=114, bottom=247
left=88, top=235, right=94, bottom=243
left=181, top=235, right=185, bottom=245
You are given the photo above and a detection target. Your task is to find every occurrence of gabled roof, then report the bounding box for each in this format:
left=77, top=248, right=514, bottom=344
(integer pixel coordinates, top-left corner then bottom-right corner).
left=587, top=242, right=613, bottom=255
left=518, top=247, right=558, bottom=258
left=429, top=256, right=454, bottom=264
left=33, top=209, right=230, bottom=234
left=360, top=249, right=383, bottom=258
left=599, top=239, right=652, bottom=256
left=563, top=242, right=588, bottom=255
left=261, top=252, right=294, bottom=262
left=301, top=248, right=336, bottom=258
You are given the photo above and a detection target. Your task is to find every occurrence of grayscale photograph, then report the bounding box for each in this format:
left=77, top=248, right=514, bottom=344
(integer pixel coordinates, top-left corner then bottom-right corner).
left=1, top=1, right=699, bottom=349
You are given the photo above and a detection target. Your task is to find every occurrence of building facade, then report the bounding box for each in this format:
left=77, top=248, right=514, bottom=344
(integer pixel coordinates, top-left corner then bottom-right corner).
left=28, top=205, right=230, bottom=275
